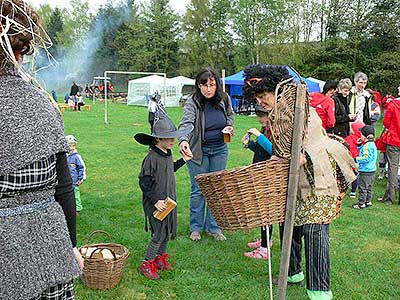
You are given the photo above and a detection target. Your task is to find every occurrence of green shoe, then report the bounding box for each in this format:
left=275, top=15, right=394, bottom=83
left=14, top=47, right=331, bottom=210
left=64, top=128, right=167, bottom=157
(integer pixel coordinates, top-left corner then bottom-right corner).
left=307, top=290, right=333, bottom=300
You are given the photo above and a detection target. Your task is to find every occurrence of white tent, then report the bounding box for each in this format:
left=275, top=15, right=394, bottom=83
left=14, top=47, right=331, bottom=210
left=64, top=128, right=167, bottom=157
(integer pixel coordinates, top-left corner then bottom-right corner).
left=169, top=75, right=195, bottom=100
left=127, top=75, right=195, bottom=107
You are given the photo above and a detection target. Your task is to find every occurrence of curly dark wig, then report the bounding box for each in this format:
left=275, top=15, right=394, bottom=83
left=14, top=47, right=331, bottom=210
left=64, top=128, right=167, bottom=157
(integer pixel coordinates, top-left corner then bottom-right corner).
left=242, top=64, right=292, bottom=101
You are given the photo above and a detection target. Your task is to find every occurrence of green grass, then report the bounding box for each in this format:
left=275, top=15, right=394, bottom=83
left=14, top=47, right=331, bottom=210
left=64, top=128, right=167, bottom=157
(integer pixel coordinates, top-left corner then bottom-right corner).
left=63, top=101, right=400, bottom=300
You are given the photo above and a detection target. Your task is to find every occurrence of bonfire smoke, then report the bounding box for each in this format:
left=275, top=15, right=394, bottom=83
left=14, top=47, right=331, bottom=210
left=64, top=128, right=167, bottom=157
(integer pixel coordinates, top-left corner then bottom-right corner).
left=36, top=2, right=132, bottom=93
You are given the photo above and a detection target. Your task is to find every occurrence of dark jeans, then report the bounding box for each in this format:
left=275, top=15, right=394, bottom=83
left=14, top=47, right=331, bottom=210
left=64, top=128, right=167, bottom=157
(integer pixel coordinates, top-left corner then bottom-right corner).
left=358, top=171, right=375, bottom=204
left=383, top=145, right=400, bottom=203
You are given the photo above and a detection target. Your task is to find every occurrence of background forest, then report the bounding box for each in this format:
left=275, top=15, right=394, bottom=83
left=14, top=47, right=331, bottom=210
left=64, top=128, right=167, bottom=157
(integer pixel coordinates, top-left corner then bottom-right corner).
left=34, top=0, right=400, bottom=93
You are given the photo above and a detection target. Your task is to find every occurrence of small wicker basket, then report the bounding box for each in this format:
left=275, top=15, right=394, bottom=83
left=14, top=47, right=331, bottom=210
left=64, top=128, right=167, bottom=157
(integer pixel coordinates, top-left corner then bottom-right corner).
left=79, top=230, right=129, bottom=290
left=196, top=159, right=290, bottom=230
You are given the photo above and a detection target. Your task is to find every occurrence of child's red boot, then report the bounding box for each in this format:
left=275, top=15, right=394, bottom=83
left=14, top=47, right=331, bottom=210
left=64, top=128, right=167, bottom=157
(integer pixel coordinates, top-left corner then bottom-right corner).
left=139, top=259, right=160, bottom=280
left=154, top=253, right=173, bottom=271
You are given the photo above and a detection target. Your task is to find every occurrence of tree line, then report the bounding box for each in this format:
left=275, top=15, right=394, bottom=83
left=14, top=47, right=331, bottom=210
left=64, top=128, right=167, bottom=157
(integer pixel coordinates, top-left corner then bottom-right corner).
left=36, top=0, right=400, bottom=94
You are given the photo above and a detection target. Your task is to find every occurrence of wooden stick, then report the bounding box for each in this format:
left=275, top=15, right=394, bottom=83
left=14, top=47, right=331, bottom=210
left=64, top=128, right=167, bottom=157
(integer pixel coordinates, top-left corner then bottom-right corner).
left=276, top=84, right=306, bottom=300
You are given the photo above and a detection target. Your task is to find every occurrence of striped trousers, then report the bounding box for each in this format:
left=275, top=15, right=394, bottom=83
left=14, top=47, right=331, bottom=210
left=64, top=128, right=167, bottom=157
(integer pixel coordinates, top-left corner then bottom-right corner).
left=280, top=224, right=330, bottom=291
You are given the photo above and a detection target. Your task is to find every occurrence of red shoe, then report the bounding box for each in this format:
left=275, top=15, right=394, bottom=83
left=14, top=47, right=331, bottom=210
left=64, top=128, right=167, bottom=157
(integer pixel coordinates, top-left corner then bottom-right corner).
left=139, top=259, right=160, bottom=280
left=154, top=253, right=173, bottom=271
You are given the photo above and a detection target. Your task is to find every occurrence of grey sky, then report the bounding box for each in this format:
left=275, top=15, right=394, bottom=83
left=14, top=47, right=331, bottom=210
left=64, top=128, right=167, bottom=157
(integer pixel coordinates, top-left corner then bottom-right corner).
left=30, top=0, right=189, bottom=14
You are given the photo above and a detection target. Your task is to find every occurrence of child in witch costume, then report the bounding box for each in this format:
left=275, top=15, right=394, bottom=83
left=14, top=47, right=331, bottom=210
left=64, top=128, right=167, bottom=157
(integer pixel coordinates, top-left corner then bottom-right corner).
left=135, top=107, right=191, bottom=280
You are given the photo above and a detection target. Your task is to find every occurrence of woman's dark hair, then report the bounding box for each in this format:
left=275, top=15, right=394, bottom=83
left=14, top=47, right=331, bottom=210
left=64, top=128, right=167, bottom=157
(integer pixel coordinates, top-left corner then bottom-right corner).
left=322, top=80, right=337, bottom=95
left=194, top=67, right=224, bottom=105
left=243, top=64, right=291, bottom=101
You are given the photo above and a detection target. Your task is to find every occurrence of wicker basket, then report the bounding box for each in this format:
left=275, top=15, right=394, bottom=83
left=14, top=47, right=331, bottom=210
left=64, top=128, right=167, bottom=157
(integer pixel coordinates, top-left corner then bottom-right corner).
left=195, top=78, right=309, bottom=231
left=196, top=159, right=290, bottom=230
left=79, top=230, right=129, bottom=290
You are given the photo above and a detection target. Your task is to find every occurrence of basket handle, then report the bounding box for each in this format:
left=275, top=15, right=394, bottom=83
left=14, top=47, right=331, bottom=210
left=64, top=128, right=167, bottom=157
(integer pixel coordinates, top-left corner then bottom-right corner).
left=86, top=230, right=113, bottom=244
left=87, top=247, right=118, bottom=260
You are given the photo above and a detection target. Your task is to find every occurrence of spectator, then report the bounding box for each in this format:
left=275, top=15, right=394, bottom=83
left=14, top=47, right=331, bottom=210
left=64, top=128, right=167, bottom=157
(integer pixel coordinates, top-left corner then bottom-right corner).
left=349, top=72, right=372, bottom=124
left=332, top=78, right=356, bottom=138
left=310, top=80, right=336, bottom=131
left=378, top=95, right=400, bottom=205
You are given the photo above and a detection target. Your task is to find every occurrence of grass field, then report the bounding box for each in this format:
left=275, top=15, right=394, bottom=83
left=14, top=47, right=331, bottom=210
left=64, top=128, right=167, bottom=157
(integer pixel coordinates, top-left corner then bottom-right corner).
left=62, top=101, right=400, bottom=300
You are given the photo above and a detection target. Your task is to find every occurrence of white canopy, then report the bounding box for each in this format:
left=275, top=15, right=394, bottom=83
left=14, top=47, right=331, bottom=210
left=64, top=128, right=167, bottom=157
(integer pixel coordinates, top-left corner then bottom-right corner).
left=127, top=75, right=195, bottom=107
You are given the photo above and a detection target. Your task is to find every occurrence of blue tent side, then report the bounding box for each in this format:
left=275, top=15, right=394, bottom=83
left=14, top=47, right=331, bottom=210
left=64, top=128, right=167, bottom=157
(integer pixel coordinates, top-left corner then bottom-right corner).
left=224, top=66, right=320, bottom=108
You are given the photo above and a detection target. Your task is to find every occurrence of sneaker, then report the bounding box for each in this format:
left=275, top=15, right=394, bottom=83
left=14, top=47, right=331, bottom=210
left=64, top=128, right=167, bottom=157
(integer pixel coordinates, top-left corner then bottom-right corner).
left=207, top=232, right=227, bottom=241
left=139, top=260, right=159, bottom=280
left=154, top=253, right=173, bottom=271
left=244, top=248, right=268, bottom=260
left=247, top=239, right=261, bottom=249
left=247, top=240, right=273, bottom=249
left=349, top=192, right=356, bottom=199
left=272, top=277, right=304, bottom=286
left=352, top=203, right=366, bottom=209
left=365, top=201, right=372, bottom=207
left=190, top=231, right=201, bottom=241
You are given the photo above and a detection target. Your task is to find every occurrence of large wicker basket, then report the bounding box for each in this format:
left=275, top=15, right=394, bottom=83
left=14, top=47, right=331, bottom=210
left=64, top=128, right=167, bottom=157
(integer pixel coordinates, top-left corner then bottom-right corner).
left=195, top=78, right=308, bottom=231
left=79, top=230, right=129, bottom=290
left=196, top=159, right=290, bottom=230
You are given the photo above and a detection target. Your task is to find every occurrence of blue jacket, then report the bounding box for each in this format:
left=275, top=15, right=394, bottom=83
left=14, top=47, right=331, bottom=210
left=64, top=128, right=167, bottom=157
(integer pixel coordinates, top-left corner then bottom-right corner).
left=67, top=151, right=86, bottom=185
left=356, top=141, right=377, bottom=172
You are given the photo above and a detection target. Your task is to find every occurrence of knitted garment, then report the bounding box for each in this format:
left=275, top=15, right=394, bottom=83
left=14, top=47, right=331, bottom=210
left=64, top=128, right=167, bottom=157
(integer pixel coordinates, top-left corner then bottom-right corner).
left=0, top=75, right=67, bottom=175
left=0, top=74, right=81, bottom=299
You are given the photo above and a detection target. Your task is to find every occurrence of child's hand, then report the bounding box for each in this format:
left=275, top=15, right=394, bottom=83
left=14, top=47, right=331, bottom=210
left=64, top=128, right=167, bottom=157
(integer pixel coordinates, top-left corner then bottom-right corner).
left=241, top=133, right=252, bottom=144
left=155, top=200, right=167, bottom=211
left=77, top=180, right=83, bottom=186
left=179, top=141, right=193, bottom=159
left=73, top=247, right=84, bottom=270
left=248, top=128, right=261, bottom=137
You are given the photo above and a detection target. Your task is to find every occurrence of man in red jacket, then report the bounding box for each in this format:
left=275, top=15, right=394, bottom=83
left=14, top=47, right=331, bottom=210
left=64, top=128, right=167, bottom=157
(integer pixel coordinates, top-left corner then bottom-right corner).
left=310, top=80, right=336, bottom=131
left=379, top=95, right=400, bottom=204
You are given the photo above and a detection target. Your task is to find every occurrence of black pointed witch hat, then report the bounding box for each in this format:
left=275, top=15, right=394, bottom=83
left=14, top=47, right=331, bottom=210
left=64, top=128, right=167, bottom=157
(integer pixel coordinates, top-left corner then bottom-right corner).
left=134, top=106, right=185, bottom=145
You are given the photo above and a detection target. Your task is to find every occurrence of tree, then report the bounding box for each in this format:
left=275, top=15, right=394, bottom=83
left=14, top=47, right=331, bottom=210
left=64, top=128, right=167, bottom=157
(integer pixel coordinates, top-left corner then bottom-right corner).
left=45, top=7, right=64, bottom=58
left=142, top=0, right=180, bottom=75
left=114, top=2, right=148, bottom=72
left=181, top=0, right=234, bottom=76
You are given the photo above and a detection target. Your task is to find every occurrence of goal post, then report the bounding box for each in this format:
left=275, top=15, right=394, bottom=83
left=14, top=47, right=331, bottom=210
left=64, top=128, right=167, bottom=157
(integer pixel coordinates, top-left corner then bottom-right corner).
left=103, top=70, right=167, bottom=124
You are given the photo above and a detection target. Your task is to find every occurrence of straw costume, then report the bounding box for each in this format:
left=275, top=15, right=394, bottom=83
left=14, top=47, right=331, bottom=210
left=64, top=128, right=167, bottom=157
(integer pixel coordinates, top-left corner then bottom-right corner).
left=0, top=1, right=81, bottom=299
left=135, top=106, right=186, bottom=280
left=243, top=64, right=356, bottom=300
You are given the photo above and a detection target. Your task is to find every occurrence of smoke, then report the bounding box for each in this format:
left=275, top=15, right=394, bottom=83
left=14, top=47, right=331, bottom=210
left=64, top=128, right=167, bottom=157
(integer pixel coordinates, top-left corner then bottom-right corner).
left=35, top=2, right=132, bottom=93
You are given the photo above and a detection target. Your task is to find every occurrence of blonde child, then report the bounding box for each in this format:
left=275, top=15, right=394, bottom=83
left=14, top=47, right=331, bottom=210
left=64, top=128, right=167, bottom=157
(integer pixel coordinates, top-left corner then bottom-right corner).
left=66, top=135, right=86, bottom=214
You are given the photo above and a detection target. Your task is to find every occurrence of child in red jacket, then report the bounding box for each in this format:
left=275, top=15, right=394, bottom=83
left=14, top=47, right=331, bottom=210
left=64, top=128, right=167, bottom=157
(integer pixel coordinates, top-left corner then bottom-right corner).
left=345, top=121, right=365, bottom=198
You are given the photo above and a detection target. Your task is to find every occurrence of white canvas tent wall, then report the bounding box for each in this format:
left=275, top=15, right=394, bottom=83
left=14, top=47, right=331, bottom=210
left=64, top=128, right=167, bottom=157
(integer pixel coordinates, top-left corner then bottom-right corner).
left=169, top=76, right=195, bottom=99
left=127, top=75, right=179, bottom=107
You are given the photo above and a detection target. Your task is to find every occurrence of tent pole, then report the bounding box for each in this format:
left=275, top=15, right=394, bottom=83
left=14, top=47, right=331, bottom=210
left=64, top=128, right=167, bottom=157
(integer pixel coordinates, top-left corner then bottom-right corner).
left=276, top=84, right=306, bottom=300
left=222, top=69, right=226, bottom=93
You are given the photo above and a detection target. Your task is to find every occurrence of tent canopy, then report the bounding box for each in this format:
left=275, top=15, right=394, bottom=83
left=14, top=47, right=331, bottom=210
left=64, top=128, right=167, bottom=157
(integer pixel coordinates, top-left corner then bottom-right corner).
left=224, top=67, right=321, bottom=93
left=127, top=75, right=195, bottom=107
left=224, top=66, right=321, bottom=108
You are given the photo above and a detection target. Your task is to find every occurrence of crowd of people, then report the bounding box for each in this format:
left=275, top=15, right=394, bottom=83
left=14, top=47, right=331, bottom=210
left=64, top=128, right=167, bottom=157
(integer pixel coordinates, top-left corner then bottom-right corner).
left=308, top=72, right=400, bottom=208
